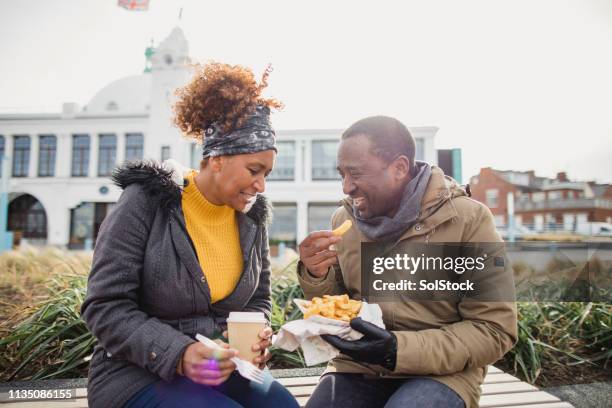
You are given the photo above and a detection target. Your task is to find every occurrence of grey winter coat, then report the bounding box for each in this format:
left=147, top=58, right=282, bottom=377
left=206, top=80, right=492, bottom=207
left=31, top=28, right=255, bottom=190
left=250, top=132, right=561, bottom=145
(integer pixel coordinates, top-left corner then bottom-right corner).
left=80, top=161, right=273, bottom=408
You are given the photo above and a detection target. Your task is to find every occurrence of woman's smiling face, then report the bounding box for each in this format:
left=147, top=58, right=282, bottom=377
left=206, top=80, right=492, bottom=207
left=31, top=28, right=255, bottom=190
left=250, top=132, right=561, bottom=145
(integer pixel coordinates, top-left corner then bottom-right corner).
left=208, top=150, right=276, bottom=212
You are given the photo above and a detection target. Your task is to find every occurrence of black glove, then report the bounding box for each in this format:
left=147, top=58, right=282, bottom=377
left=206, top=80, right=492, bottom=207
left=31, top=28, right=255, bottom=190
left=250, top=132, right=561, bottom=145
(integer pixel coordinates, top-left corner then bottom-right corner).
left=321, top=317, right=397, bottom=370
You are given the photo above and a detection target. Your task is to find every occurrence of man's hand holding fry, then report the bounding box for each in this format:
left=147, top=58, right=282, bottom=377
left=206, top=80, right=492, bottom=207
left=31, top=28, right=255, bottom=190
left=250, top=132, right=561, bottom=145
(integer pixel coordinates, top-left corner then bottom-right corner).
left=299, top=221, right=352, bottom=278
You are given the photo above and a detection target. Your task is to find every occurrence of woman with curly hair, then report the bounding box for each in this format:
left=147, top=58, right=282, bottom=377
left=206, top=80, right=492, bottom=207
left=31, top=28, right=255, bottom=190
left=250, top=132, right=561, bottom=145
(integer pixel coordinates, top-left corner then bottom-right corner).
left=81, top=62, right=299, bottom=408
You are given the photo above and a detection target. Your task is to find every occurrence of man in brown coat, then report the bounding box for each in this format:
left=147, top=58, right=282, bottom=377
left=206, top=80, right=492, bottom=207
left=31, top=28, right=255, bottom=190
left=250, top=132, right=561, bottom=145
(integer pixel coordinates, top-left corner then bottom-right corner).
left=298, top=116, right=517, bottom=408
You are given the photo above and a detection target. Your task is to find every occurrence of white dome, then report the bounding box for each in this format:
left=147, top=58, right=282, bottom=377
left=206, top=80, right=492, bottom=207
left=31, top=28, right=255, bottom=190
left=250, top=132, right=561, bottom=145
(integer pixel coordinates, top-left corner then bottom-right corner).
left=86, top=74, right=151, bottom=114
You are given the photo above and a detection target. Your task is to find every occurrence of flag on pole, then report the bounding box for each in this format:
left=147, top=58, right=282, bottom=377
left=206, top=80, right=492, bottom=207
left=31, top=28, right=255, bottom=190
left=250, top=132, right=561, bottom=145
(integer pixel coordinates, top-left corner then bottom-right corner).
left=118, top=0, right=150, bottom=11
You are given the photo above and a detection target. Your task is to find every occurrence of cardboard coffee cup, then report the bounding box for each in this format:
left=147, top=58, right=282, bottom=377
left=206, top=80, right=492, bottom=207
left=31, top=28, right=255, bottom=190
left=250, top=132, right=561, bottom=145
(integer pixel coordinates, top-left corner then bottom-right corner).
left=227, top=312, right=267, bottom=362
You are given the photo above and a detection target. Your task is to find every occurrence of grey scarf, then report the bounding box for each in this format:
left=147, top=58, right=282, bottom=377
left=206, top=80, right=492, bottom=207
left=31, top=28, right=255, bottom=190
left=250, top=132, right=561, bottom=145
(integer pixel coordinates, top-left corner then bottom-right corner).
left=353, top=161, right=432, bottom=242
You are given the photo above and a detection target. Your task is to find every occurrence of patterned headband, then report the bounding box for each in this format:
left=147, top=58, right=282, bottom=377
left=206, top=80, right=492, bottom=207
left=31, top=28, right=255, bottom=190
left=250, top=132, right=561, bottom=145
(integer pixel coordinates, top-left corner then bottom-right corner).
left=202, top=105, right=277, bottom=158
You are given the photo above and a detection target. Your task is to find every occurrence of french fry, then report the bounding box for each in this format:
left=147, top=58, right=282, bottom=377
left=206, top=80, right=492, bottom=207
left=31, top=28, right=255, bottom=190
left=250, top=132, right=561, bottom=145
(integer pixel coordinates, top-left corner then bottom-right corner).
left=332, top=220, right=353, bottom=236
left=303, top=294, right=362, bottom=321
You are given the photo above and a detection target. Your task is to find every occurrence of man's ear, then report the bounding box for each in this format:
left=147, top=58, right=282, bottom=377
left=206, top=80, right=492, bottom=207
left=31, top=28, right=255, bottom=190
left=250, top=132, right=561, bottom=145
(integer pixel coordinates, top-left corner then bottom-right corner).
left=392, top=156, right=412, bottom=182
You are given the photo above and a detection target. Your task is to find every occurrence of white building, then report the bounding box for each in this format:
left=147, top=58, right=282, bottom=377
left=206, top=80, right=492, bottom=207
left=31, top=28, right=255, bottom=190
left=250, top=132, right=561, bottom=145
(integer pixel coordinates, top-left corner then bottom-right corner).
left=0, top=27, right=440, bottom=251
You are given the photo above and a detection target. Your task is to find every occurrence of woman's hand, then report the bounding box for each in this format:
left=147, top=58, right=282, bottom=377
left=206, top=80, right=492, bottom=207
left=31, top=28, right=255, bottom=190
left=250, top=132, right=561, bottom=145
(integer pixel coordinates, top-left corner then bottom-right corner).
left=222, top=327, right=273, bottom=369
left=178, top=340, right=237, bottom=386
left=251, top=326, right=273, bottom=369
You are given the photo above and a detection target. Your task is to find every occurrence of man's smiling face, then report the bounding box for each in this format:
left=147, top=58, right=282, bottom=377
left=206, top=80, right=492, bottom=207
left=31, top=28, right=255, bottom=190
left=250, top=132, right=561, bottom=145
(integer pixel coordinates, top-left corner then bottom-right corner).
left=337, top=134, right=408, bottom=219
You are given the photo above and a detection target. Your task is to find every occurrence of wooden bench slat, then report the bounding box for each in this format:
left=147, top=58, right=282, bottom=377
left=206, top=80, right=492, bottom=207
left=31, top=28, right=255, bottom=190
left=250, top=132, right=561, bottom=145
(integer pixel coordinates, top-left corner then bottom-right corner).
left=286, top=380, right=538, bottom=399
left=481, top=382, right=538, bottom=395
left=480, top=391, right=561, bottom=407
left=287, top=385, right=316, bottom=397
left=277, top=376, right=320, bottom=387
left=484, top=373, right=522, bottom=384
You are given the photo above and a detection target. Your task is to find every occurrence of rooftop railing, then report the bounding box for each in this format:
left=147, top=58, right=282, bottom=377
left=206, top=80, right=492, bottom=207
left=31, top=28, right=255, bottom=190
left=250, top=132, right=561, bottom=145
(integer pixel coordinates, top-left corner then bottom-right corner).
left=515, top=198, right=612, bottom=211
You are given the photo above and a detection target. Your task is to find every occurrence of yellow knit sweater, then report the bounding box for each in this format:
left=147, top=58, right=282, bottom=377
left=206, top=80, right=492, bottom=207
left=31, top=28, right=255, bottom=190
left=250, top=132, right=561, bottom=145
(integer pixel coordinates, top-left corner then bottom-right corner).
left=182, top=171, right=243, bottom=303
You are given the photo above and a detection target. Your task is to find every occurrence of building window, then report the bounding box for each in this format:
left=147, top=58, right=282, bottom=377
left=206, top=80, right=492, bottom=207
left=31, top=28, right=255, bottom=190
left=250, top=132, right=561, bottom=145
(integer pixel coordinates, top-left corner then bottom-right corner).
left=0, top=135, right=4, bottom=177
left=38, top=135, right=57, bottom=177
left=98, top=134, right=117, bottom=176
left=534, top=214, right=544, bottom=232
left=125, top=133, right=144, bottom=162
left=415, top=138, right=425, bottom=161
left=485, top=189, right=499, bottom=208
left=312, top=140, right=340, bottom=180
left=269, top=141, right=295, bottom=180
left=161, top=145, right=171, bottom=162
left=68, top=202, right=115, bottom=249
left=8, top=194, right=47, bottom=244
left=12, top=135, right=31, bottom=177
left=72, top=134, right=90, bottom=177
left=69, top=202, right=94, bottom=249
left=190, top=143, right=203, bottom=168
left=269, top=204, right=297, bottom=254
left=547, top=191, right=562, bottom=200
left=532, top=192, right=545, bottom=202
left=308, top=204, right=339, bottom=233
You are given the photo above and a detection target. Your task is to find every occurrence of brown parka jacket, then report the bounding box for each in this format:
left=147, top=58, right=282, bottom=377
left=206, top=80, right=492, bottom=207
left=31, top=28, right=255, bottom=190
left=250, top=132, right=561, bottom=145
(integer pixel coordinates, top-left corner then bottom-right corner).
left=298, top=166, right=518, bottom=408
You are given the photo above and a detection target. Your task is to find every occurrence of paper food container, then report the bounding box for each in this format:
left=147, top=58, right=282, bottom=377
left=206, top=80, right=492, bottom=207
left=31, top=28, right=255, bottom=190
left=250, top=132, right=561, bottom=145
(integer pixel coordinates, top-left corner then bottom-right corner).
left=272, top=298, right=385, bottom=366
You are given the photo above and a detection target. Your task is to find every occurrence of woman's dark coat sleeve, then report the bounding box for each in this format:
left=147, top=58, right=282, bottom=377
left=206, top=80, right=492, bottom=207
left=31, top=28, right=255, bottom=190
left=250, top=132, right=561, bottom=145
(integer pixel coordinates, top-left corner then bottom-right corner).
left=81, top=184, right=194, bottom=382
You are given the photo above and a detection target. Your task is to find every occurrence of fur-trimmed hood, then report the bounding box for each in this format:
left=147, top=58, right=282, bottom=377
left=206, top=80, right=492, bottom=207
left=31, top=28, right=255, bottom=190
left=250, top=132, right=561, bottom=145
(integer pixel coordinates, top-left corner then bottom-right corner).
left=112, top=160, right=272, bottom=225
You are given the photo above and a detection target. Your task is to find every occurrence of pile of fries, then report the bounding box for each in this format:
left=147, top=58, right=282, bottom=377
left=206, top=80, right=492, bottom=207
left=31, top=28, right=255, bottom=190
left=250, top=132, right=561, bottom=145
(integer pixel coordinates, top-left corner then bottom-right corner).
left=303, top=294, right=362, bottom=321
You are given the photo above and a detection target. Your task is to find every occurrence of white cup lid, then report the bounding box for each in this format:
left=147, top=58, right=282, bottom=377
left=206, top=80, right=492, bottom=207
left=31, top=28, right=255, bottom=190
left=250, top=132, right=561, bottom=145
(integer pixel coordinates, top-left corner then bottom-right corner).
left=227, top=312, right=267, bottom=323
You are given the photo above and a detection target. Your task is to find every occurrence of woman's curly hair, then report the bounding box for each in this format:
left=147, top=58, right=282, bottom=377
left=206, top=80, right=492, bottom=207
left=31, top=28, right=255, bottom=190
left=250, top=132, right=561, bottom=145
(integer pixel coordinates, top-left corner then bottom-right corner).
left=173, top=62, right=282, bottom=141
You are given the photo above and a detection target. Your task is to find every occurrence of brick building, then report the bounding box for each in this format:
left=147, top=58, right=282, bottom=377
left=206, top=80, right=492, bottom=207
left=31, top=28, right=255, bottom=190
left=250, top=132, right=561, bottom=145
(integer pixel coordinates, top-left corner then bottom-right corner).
left=469, top=168, right=612, bottom=233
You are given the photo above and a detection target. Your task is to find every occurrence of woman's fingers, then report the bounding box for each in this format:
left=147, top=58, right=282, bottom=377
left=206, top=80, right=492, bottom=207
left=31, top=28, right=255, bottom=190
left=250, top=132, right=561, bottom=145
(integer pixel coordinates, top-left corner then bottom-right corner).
left=191, top=358, right=235, bottom=370
left=193, top=342, right=237, bottom=361
left=214, top=339, right=231, bottom=349
left=185, top=359, right=235, bottom=385
left=211, top=358, right=235, bottom=370
left=252, top=338, right=271, bottom=352
left=258, top=326, right=273, bottom=339
left=189, top=367, right=233, bottom=380
left=253, top=348, right=272, bottom=368
left=196, top=365, right=235, bottom=378
left=252, top=326, right=273, bottom=352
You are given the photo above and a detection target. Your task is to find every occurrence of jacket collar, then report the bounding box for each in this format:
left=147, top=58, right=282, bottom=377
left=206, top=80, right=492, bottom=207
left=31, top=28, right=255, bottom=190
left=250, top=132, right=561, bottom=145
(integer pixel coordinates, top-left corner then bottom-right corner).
left=112, top=160, right=272, bottom=225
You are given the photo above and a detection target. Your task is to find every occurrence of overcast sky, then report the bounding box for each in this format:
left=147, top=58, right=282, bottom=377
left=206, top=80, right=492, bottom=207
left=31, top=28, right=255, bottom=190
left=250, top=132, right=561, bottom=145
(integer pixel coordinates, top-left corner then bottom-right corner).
left=0, top=0, right=610, bottom=183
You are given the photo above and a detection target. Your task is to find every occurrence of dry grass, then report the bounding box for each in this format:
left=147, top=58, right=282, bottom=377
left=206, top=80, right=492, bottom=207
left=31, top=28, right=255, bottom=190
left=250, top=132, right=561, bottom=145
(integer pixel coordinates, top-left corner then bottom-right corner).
left=0, top=248, right=91, bottom=320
